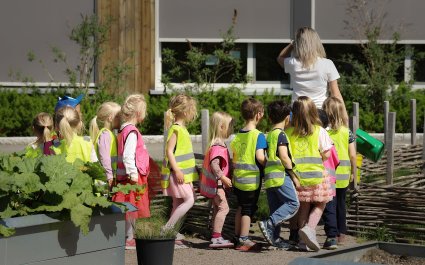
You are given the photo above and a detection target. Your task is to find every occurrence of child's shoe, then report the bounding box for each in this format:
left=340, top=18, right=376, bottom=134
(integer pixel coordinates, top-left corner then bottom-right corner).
left=125, top=239, right=136, bottom=250
left=209, top=237, right=234, bottom=248
left=298, top=225, right=320, bottom=251
left=298, top=241, right=311, bottom=252
left=323, top=237, right=338, bottom=250
left=258, top=219, right=275, bottom=245
left=235, top=238, right=260, bottom=252
left=272, top=237, right=293, bottom=250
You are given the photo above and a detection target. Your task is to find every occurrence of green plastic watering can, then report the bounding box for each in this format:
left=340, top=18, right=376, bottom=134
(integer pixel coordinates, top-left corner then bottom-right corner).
left=356, top=129, right=385, bottom=162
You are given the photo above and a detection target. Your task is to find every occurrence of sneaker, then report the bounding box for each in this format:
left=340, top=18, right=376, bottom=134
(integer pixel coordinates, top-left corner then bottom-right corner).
left=235, top=238, right=260, bottom=252
left=258, top=219, right=275, bottom=245
left=125, top=239, right=136, bottom=250
left=323, top=237, right=338, bottom=250
left=209, top=237, right=234, bottom=248
left=176, top=232, right=186, bottom=241
left=298, top=226, right=320, bottom=251
left=298, top=241, right=311, bottom=252
left=272, top=237, right=293, bottom=250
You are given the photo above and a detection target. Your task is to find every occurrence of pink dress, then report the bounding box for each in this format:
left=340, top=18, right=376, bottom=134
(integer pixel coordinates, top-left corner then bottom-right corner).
left=163, top=172, right=196, bottom=199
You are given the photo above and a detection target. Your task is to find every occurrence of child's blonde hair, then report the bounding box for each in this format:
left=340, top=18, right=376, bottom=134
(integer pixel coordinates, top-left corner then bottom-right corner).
left=32, top=112, right=53, bottom=144
left=89, top=102, right=121, bottom=143
left=54, top=106, right=83, bottom=146
left=121, top=94, right=147, bottom=123
left=322, top=96, right=348, bottom=130
left=292, top=96, right=322, bottom=136
left=208, top=112, right=234, bottom=146
left=293, top=27, right=326, bottom=69
left=165, top=94, right=197, bottom=129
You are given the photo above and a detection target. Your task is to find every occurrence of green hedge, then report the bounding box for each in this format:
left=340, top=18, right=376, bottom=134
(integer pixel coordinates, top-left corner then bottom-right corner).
left=0, top=86, right=423, bottom=137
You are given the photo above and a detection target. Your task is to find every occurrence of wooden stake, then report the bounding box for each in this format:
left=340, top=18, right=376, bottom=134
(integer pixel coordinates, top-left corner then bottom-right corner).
left=386, top=112, right=396, bottom=185
left=411, top=99, right=417, bottom=145
left=201, top=109, right=209, bottom=154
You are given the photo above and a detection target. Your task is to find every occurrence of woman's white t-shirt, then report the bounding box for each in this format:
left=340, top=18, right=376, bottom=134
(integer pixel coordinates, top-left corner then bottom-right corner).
left=284, top=57, right=340, bottom=109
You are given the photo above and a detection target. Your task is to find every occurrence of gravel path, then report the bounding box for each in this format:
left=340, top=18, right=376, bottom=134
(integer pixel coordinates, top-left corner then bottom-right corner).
left=125, top=225, right=360, bottom=265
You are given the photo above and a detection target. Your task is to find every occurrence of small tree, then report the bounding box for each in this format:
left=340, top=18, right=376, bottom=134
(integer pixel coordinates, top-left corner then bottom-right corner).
left=161, top=10, right=249, bottom=92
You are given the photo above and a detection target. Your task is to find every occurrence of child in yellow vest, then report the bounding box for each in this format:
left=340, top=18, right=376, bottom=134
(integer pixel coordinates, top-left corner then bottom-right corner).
left=230, top=98, right=267, bottom=252
left=259, top=100, right=300, bottom=250
left=322, top=97, right=357, bottom=246
left=161, top=94, right=198, bottom=249
left=286, top=96, right=333, bottom=251
left=25, top=112, right=54, bottom=158
left=89, top=102, right=121, bottom=189
left=52, top=106, right=97, bottom=163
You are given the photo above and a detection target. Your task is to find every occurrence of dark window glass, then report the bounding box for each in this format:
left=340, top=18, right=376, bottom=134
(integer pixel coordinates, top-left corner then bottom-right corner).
left=161, top=42, right=247, bottom=83
left=255, top=43, right=289, bottom=82
left=413, top=45, right=425, bottom=82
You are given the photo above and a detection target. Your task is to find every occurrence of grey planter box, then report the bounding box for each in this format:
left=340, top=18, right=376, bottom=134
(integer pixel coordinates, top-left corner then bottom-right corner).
left=0, top=204, right=130, bottom=265
left=289, top=242, right=425, bottom=265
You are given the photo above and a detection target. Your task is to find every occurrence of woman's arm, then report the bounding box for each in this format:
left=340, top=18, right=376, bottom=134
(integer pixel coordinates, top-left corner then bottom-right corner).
left=328, top=80, right=344, bottom=103
left=277, top=42, right=293, bottom=68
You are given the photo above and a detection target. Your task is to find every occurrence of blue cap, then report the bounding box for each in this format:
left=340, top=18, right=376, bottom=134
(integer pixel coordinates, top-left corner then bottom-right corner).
left=55, top=94, right=83, bottom=112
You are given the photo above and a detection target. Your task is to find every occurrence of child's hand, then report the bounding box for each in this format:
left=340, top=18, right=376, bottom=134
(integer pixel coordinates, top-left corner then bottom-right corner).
left=350, top=172, right=355, bottom=182
left=292, top=177, right=301, bottom=189
left=221, top=176, right=232, bottom=188
left=108, top=179, right=114, bottom=188
left=175, top=169, right=185, bottom=184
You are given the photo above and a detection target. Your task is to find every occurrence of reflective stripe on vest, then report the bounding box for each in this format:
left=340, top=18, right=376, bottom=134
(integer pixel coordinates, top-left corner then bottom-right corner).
left=264, top=129, right=286, bottom=189
left=285, top=126, right=324, bottom=186
left=328, top=127, right=351, bottom=188
left=161, top=125, right=199, bottom=189
left=51, top=134, right=93, bottom=163
left=94, top=128, right=118, bottom=176
left=230, top=129, right=261, bottom=191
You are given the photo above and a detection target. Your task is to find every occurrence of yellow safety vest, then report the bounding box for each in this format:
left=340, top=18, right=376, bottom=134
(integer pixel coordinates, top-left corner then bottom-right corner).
left=286, top=126, right=324, bottom=186
left=161, top=125, right=198, bottom=188
left=265, top=129, right=291, bottom=189
left=52, top=134, right=93, bottom=163
left=24, top=143, right=42, bottom=158
left=94, top=128, right=118, bottom=175
left=328, top=127, right=351, bottom=188
left=230, top=129, right=261, bottom=191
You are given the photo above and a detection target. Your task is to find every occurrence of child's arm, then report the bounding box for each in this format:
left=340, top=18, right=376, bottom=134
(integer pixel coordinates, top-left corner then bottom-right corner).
left=277, top=42, right=293, bottom=68
left=210, top=157, right=232, bottom=188
left=123, top=132, right=138, bottom=183
left=165, top=132, right=184, bottom=184
left=319, top=127, right=333, bottom=162
left=278, top=145, right=300, bottom=188
left=348, top=142, right=357, bottom=182
left=255, top=133, right=267, bottom=167
left=255, top=149, right=266, bottom=167
left=97, top=132, right=114, bottom=187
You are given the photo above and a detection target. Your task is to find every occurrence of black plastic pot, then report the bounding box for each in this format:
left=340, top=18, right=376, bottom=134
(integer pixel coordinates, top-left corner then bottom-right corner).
left=135, top=238, right=175, bottom=265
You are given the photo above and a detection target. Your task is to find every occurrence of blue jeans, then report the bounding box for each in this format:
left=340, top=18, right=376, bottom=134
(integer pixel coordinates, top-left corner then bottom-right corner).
left=266, top=174, right=300, bottom=239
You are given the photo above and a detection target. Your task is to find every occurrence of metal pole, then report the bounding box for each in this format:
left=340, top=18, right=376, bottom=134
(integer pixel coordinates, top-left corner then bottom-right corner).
left=201, top=109, right=210, bottom=154
left=386, top=112, right=396, bottom=185
left=410, top=99, right=417, bottom=145
left=384, top=101, right=389, bottom=148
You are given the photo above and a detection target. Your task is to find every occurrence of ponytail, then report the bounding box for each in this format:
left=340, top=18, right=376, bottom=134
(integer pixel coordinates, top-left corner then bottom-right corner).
left=55, top=106, right=82, bottom=146
left=32, top=112, right=53, bottom=145
left=89, top=116, right=99, bottom=144
left=42, top=126, right=52, bottom=144
left=164, top=108, right=175, bottom=129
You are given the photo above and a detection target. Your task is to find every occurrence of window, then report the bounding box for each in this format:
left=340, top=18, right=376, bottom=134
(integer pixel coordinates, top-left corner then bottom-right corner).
left=324, top=44, right=365, bottom=77
left=255, top=43, right=289, bottom=82
left=161, top=42, right=247, bottom=83
left=413, top=45, right=425, bottom=82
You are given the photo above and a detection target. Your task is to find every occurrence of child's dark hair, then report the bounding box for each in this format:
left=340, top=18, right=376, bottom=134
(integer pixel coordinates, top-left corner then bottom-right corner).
left=267, top=100, right=291, bottom=124
left=318, top=109, right=329, bottom=128
left=241, top=98, right=264, bottom=121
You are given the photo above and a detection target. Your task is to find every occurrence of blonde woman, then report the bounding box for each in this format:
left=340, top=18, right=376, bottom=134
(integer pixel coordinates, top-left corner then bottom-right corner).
left=52, top=106, right=97, bottom=163
left=277, top=27, right=344, bottom=109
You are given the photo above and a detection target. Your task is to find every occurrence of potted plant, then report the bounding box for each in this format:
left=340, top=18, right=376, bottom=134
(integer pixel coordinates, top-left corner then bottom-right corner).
left=134, top=209, right=182, bottom=265
left=0, top=153, right=142, bottom=265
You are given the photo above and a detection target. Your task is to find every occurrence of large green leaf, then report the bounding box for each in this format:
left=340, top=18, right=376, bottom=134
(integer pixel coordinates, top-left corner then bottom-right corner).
left=70, top=204, right=92, bottom=235
left=13, top=172, right=45, bottom=194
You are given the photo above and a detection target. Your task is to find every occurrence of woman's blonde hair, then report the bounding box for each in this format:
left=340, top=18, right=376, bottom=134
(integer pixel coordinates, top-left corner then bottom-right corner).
left=121, top=94, right=147, bottom=123
left=208, top=112, right=234, bottom=147
left=293, top=27, right=326, bottom=69
left=54, top=106, right=83, bottom=146
left=165, top=94, right=197, bottom=129
left=89, top=102, right=121, bottom=144
left=322, top=96, right=348, bottom=130
left=32, top=112, right=53, bottom=144
left=292, top=96, right=322, bottom=136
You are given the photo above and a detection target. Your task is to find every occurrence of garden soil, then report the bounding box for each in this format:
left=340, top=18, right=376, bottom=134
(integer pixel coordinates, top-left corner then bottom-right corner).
left=360, top=248, right=425, bottom=265
left=125, top=225, right=359, bottom=265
